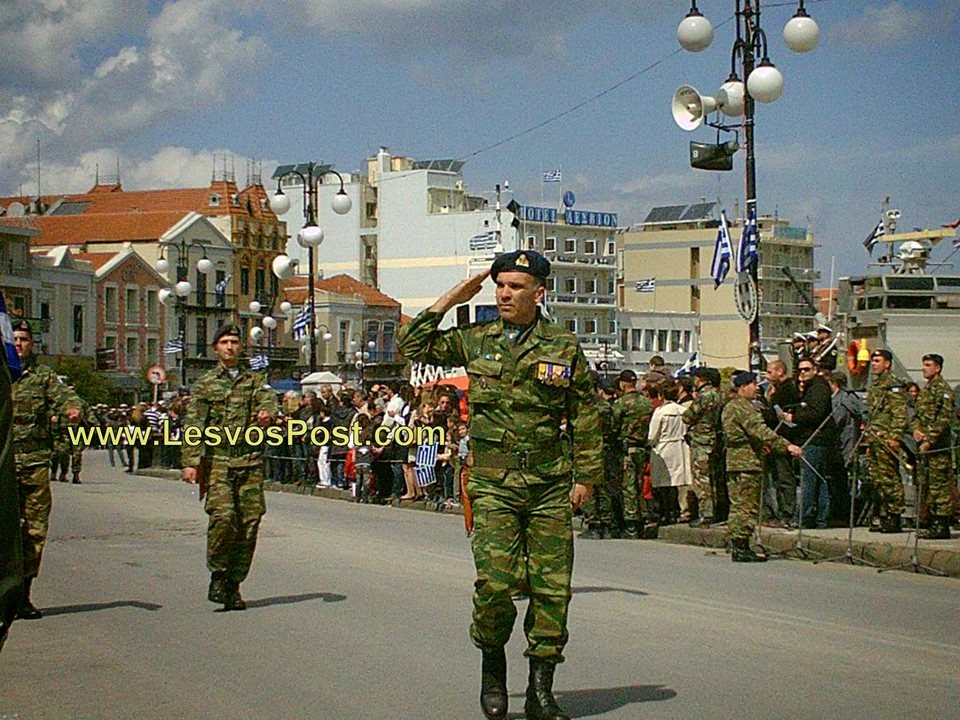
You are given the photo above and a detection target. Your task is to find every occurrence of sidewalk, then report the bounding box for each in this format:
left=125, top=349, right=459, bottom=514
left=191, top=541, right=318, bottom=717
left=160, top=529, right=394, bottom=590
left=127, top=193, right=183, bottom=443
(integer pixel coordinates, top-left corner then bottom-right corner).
left=136, top=467, right=960, bottom=578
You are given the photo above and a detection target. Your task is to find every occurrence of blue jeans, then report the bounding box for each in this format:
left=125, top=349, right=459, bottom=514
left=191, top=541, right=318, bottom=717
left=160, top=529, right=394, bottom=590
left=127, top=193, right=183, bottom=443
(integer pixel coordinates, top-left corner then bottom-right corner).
left=794, top=444, right=830, bottom=528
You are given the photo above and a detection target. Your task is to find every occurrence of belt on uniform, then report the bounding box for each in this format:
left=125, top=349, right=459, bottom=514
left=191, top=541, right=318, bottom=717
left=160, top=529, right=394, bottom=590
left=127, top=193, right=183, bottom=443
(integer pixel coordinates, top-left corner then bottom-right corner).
left=473, top=447, right=559, bottom=471
left=625, top=445, right=647, bottom=455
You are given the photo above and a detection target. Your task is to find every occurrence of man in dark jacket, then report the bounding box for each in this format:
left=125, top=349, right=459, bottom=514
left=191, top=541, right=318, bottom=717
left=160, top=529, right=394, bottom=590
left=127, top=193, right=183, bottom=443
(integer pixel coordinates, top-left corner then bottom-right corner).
left=761, top=359, right=801, bottom=524
left=785, top=358, right=838, bottom=528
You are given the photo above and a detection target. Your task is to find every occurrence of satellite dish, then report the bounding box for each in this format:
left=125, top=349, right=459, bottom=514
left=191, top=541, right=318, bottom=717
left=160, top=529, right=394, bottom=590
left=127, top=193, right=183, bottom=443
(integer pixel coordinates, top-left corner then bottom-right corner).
left=6, top=202, right=25, bottom=217
left=672, top=85, right=717, bottom=131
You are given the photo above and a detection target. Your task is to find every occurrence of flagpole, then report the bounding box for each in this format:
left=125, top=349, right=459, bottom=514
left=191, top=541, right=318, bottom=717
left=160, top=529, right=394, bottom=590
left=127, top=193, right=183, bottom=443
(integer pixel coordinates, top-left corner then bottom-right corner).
left=828, top=255, right=835, bottom=320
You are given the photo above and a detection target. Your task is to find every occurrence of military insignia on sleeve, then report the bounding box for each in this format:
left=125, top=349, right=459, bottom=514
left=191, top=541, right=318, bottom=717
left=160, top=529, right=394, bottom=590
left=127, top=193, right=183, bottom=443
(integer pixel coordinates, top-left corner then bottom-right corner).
left=537, top=361, right=572, bottom=387
left=516, top=253, right=530, bottom=268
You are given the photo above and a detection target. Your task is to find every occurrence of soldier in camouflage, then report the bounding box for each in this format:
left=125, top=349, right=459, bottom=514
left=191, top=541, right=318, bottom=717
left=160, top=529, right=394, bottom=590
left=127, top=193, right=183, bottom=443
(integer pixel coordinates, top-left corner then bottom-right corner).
left=865, top=349, right=909, bottom=533
left=580, top=378, right=620, bottom=539
left=11, top=320, right=82, bottom=618
left=49, top=414, right=72, bottom=483
left=911, top=353, right=955, bottom=539
left=67, top=400, right=101, bottom=484
left=397, top=249, right=601, bottom=720
left=682, top=367, right=723, bottom=527
left=181, top=324, right=278, bottom=611
left=722, top=372, right=802, bottom=562
left=611, top=369, right=654, bottom=539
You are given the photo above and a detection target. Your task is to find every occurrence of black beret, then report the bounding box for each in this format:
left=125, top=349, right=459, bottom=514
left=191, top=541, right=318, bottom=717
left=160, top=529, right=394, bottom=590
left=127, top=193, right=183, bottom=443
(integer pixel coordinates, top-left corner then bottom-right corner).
left=601, top=379, right=619, bottom=395
left=693, top=367, right=711, bottom=379
left=922, top=353, right=944, bottom=367
left=618, top=369, right=638, bottom=383
left=212, top=323, right=242, bottom=345
left=871, top=349, right=892, bottom=362
left=733, top=371, right=757, bottom=387
left=11, top=319, right=32, bottom=337
left=490, top=250, right=550, bottom=282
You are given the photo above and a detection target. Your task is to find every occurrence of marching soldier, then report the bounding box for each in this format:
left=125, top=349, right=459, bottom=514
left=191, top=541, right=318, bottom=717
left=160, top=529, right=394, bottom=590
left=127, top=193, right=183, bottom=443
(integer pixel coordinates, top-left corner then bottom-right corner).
left=865, top=349, right=909, bottom=533
left=722, top=371, right=802, bottom=562
left=10, top=320, right=82, bottom=618
left=911, top=353, right=955, bottom=539
left=682, top=367, right=723, bottom=527
left=66, top=399, right=100, bottom=484
left=611, top=369, right=654, bottom=540
left=813, top=325, right=839, bottom=372
left=397, top=249, right=602, bottom=720
left=50, top=414, right=72, bottom=483
left=580, top=378, right=620, bottom=539
left=181, top=324, right=278, bottom=611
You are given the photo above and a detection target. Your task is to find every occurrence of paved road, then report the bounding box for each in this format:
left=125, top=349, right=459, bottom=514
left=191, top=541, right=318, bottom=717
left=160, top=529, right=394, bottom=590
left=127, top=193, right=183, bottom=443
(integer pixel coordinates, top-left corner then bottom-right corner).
left=2, top=451, right=958, bottom=720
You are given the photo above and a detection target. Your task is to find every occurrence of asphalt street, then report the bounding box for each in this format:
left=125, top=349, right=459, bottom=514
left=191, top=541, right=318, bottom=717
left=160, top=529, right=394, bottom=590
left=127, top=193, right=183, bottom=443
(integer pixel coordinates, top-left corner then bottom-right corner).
left=2, top=451, right=958, bottom=720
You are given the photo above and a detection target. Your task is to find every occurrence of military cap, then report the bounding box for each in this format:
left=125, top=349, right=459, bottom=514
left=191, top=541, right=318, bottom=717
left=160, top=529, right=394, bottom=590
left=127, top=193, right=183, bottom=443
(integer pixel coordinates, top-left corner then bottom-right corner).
left=600, top=379, right=619, bottom=395
left=871, top=348, right=892, bottom=362
left=733, top=370, right=757, bottom=387
left=816, top=324, right=833, bottom=334
left=922, top=353, right=944, bottom=367
left=618, top=369, right=638, bottom=383
left=212, top=323, right=242, bottom=345
left=792, top=332, right=806, bottom=341
left=11, top=319, right=32, bottom=337
left=490, top=250, right=551, bottom=282
left=805, top=331, right=819, bottom=340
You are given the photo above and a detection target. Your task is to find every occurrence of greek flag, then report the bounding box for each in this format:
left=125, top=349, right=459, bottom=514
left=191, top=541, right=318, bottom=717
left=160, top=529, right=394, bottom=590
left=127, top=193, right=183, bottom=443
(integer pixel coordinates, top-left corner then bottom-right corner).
left=863, top=219, right=885, bottom=254
left=215, top=274, right=232, bottom=294
left=673, top=352, right=701, bottom=379
left=0, top=292, right=22, bottom=382
left=542, top=169, right=562, bottom=183
left=711, top=210, right=733, bottom=289
left=634, top=278, right=656, bottom=293
left=469, top=231, right=500, bottom=252
left=415, top=442, right=439, bottom=487
left=736, top=207, right=759, bottom=273
left=164, top=335, right=184, bottom=355
left=292, top=301, right=312, bottom=340
left=249, top=354, right=270, bottom=370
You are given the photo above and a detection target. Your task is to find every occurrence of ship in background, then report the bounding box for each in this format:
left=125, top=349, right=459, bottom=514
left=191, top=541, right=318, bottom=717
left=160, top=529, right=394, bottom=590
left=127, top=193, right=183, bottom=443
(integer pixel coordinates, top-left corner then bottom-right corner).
left=836, top=203, right=960, bottom=390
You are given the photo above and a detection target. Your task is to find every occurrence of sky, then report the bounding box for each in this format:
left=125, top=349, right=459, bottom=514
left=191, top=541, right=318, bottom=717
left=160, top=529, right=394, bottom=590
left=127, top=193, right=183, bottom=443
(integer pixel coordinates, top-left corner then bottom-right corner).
left=1, top=0, right=958, bottom=280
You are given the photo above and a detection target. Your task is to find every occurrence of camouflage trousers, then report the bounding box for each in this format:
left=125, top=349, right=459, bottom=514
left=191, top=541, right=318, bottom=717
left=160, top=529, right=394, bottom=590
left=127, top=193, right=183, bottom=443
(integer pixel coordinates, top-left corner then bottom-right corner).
left=581, top=451, right=619, bottom=528
left=919, top=449, right=955, bottom=517
left=727, top=471, right=762, bottom=542
left=868, top=440, right=905, bottom=515
left=621, top=449, right=649, bottom=524
left=204, top=463, right=266, bottom=584
left=689, top=443, right=714, bottom=519
left=51, top=444, right=71, bottom=479
left=17, top=463, right=52, bottom=578
left=469, top=476, right=573, bottom=663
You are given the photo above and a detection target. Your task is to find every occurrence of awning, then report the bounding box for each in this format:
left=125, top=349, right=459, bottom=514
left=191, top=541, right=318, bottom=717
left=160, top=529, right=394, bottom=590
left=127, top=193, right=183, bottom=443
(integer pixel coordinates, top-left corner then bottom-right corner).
left=270, top=378, right=301, bottom=393
left=582, top=348, right=625, bottom=361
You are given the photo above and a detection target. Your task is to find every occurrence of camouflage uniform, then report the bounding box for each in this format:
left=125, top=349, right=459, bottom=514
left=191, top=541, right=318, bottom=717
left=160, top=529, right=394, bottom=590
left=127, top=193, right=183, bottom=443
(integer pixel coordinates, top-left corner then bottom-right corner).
left=865, top=371, right=908, bottom=516
left=397, top=309, right=602, bottom=663
left=50, top=416, right=72, bottom=482
left=610, top=390, right=654, bottom=535
left=682, top=385, right=722, bottom=520
left=182, top=362, right=278, bottom=585
left=581, top=394, right=618, bottom=534
left=911, top=376, right=955, bottom=516
left=11, top=355, right=81, bottom=578
left=722, top=396, right=791, bottom=542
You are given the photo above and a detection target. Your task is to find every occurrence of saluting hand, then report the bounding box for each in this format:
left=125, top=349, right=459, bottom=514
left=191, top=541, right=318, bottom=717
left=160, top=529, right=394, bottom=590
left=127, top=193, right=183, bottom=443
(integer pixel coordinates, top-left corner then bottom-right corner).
left=430, top=270, right=491, bottom=314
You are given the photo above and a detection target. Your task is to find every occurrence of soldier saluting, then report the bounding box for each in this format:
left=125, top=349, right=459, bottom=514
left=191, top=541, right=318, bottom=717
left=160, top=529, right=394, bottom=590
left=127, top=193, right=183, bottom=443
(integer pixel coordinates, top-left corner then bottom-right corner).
left=397, top=250, right=602, bottom=720
left=11, top=320, right=82, bottom=618
left=181, top=324, right=278, bottom=611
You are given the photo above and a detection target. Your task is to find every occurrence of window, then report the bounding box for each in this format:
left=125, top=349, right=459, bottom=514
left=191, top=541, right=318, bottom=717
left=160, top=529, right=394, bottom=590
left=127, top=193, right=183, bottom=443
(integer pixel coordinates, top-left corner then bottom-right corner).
left=644, top=329, right=655, bottom=352
left=39, top=301, right=49, bottom=320
left=125, top=288, right=139, bottom=322
left=146, top=290, right=159, bottom=325
left=209, top=193, right=220, bottom=207
left=146, top=337, right=159, bottom=362
left=670, top=330, right=681, bottom=352
left=195, top=317, right=208, bottom=357
left=526, top=236, right=536, bottom=250
left=585, top=278, right=597, bottom=294
left=657, top=330, right=668, bottom=353
left=584, top=239, right=597, bottom=255
left=620, top=328, right=628, bottom=351
left=683, top=330, right=692, bottom=353
left=104, top=335, right=116, bottom=350
left=564, top=238, right=576, bottom=253
left=125, top=335, right=139, bottom=369
left=339, top=320, right=350, bottom=355
left=544, top=237, right=556, bottom=252
left=547, top=276, right=557, bottom=292
left=564, top=277, right=577, bottom=293
left=104, top=287, right=118, bottom=323
left=565, top=318, right=577, bottom=333
left=255, top=268, right=265, bottom=300
left=381, top=320, right=396, bottom=362
left=606, top=239, right=616, bottom=256
left=584, top=318, right=598, bottom=334
left=195, top=268, right=207, bottom=307
left=365, top=319, right=380, bottom=362
left=73, top=305, right=83, bottom=345
left=240, top=267, right=250, bottom=295
left=631, top=329, right=642, bottom=351
left=607, top=277, right=615, bottom=295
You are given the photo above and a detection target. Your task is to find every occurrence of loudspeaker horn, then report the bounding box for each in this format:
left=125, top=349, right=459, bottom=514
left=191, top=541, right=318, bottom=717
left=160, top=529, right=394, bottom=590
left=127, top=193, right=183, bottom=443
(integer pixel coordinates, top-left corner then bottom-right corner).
left=672, top=85, right=717, bottom=131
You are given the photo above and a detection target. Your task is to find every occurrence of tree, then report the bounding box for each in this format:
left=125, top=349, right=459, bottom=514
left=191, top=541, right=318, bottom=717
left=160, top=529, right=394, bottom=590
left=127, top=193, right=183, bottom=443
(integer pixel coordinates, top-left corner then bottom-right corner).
left=54, top=356, right=116, bottom=405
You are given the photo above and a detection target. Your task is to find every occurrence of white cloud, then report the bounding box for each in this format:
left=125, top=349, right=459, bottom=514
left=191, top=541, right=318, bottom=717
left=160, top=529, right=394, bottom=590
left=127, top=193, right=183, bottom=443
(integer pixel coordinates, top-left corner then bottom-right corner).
left=833, top=3, right=942, bottom=48
left=614, top=172, right=702, bottom=196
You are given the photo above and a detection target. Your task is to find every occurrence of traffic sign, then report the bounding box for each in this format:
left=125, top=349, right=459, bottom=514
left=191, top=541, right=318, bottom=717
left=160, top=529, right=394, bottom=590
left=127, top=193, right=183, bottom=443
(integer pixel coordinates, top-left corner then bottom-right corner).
left=146, top=365, right=167, bottom=385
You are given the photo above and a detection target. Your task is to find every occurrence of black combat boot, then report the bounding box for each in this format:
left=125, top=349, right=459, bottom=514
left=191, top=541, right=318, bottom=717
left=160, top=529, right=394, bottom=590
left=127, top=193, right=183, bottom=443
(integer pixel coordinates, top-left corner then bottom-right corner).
left=208, top=572, right=228, bottom=604
left=578, top=524, right=605, bottom=540
left=919, top=516, right=951, bottom=540
left=524, top=658, right=569, bottom=720
left=222, top=581, right=246, bottom=611
left=479, top=647, right=508, bottom=719
left=17, top=577, right=42, bottom=620
left=72, top=473, right=81, bottom=484
left=730, top=538, right=767, bottom=563
left=622, top=521, right=640, bottom=540
left=878, top=514, right=902, bottom=533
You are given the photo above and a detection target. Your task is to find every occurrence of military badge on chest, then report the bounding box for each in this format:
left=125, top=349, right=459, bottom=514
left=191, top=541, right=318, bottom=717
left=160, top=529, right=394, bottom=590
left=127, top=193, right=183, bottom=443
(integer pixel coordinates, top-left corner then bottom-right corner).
left=537, top=361, right=571, bottom=387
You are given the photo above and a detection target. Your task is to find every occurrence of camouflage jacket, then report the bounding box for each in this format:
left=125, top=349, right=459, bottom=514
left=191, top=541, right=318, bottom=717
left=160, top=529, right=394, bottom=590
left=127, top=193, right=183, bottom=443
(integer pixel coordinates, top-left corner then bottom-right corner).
left=865, top=371, right=907, bottom=445
left=722, top=396, right=790, bottom=472
left=611, top=390, right=654, bottom=449
left=11, top=354, right=82, bottom=466
left=682, top=385, right=722, bottom=447
left=911, top=376, right=955, bottom=449
left=181, top=361, right=278, bottom=468
left=396, top=309, right=603, bottom=486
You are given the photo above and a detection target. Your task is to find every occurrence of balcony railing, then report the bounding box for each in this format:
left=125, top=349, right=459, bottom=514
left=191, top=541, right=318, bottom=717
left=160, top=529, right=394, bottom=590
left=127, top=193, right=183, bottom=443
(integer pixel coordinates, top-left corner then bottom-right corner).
left=180, top=292, right=237, bottom=311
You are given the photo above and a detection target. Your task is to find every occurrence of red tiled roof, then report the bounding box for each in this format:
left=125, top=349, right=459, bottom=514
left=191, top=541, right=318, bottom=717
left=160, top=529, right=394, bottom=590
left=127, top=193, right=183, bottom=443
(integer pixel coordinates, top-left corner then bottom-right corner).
left=71, top=251, right=119, bottom=272
left=28, top=211, right=191, bottom=246
left=280, top=274, right=400, bottom=308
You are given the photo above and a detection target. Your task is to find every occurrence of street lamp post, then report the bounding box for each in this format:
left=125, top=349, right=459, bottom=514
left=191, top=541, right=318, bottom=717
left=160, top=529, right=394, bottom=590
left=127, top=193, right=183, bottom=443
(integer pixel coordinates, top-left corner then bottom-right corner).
left=270, top=162, right=352, bottom=374
left=674, top=0, right=819, bottom=371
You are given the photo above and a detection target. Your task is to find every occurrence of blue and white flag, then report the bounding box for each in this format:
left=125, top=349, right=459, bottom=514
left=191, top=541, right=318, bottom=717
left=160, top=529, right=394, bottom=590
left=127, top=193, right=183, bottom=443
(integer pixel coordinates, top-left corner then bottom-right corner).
left=673, top=352, right=701, bottom=379
left=469, top=231, right=500, bottom=252
left=215, top=274, right=232, bottom=294
left=0, top=292, right=22, bottom=382
left=736, top=207, right=759, bottom=273
left=164, top=335, right=184, bottom=355
left=542, top=169, right=562, bottom=183
left=249, top=354, right=270, bottom=371
left=863, top=219, right=885, bottom=254
left=711, top=210, right=733, bottom=288
left=292, top=301, right=312, bottom=341
left=415, top=442, right=439, bottom=487
left=634, top=278, right=656, bottom=293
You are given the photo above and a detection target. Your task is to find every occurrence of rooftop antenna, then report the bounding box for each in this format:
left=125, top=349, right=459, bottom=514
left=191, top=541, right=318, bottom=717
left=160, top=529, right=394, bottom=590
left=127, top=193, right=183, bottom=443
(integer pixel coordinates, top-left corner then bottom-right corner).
left=211, top=154, right=217, bottom=182
left=36, top=139, right=42, bottom=207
